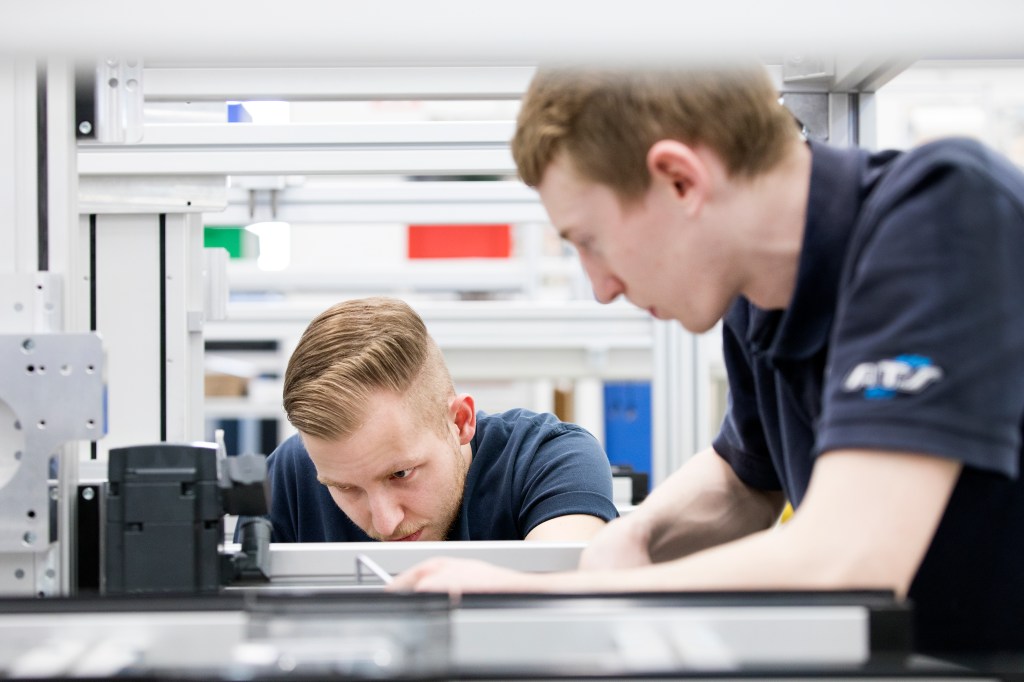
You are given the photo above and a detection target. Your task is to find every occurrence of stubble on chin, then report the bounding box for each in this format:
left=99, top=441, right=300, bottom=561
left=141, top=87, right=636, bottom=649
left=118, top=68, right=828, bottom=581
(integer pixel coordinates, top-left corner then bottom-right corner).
left=368, top=440, right=469, bottom=542
left=439, top=439, right=470, bottom=541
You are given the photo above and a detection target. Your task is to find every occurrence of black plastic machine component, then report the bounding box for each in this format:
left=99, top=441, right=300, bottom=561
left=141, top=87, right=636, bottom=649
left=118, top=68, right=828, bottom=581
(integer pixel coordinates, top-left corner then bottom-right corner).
left=104, top=443, right=271, bottom=594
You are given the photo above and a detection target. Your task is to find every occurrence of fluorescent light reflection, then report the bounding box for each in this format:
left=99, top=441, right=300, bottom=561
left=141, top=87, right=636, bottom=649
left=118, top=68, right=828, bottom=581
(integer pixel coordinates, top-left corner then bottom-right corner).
left=246, top=221, right=291, bottom=271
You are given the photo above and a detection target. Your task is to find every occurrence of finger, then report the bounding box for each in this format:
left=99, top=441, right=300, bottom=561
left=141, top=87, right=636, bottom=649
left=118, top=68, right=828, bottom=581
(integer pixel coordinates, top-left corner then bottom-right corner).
left=416, top=575, right=463, bottom=597
left=387, top=559, right=440, bottom=591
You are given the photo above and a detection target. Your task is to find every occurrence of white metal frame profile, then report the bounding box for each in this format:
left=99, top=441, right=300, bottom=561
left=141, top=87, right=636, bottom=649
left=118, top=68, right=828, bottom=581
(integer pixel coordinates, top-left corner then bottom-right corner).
left=0, top=57, right=91, bottom=596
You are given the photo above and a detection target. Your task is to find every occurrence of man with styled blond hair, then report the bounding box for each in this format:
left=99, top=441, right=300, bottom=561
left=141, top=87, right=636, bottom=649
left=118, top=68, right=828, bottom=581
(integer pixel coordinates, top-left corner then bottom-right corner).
left=259, top=296, right=617, bottom=544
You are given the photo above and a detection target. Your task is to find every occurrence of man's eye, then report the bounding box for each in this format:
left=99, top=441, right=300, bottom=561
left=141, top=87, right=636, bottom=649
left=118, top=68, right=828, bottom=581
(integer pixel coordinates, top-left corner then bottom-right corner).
left=391, top=468, right=414, bottom=480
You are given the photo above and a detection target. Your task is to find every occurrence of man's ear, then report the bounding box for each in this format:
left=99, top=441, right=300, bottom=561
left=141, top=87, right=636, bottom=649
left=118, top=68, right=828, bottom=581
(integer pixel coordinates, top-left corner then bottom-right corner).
left=646, top=140, right=709, bottom=215
left=448, top=393, right=477, bottom=445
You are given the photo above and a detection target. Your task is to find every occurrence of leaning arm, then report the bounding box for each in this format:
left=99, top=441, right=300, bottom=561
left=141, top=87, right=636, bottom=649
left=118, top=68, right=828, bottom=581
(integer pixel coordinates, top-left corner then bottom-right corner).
left=392, top=449, right=960, bottom=596
left=525, top=514, right=608, bottom=542
left=578, top=448, right=961, bottom=596
left=579, top=446, right=785, bottom=569
left=639, top=446, right=785, bottom=561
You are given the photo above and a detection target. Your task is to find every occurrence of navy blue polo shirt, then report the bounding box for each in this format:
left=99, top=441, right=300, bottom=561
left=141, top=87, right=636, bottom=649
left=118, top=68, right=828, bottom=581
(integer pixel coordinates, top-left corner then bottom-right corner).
left=712, top=138, right=1024, bottom=654
left=255, top=409, right=618, bottom=543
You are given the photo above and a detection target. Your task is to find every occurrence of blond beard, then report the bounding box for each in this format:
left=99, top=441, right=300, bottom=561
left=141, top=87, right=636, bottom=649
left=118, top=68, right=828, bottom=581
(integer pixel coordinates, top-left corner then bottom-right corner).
left=438, top=437, right=470, bottom=540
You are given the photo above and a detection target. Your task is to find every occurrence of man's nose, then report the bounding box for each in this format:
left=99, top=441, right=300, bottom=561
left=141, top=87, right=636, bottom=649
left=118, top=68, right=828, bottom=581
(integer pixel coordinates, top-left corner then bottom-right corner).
left=581, top=257, right=624, bottom=304
left=590, top=271, right=625, bottom=304
left=368, top=492, right=404, bottom=538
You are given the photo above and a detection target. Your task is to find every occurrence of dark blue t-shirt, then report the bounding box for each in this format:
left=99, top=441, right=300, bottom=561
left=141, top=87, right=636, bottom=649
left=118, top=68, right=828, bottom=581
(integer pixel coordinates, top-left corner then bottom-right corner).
left=258, top=409, right=617, bottom=543
left=713, top=138, right=1024, bottom=654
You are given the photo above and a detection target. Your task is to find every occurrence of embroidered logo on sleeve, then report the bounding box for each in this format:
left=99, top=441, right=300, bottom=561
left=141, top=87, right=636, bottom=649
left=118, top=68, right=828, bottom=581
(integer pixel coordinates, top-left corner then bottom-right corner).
left=842, top=355, right=944, bottom=400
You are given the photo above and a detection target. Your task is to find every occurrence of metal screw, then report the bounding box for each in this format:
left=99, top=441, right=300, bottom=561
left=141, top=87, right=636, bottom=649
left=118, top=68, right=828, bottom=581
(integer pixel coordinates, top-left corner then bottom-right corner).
left=78, top=121, right=93, bottom=135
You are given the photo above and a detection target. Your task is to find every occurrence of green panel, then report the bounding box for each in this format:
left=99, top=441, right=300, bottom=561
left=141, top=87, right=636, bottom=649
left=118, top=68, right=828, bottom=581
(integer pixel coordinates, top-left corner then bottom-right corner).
left=204, top=226, right=246, bottom=259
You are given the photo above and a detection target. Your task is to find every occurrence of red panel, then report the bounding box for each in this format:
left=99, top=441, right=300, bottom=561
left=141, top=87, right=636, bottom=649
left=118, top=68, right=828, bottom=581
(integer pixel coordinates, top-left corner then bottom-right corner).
left=407, top=224, right=512, bottom=259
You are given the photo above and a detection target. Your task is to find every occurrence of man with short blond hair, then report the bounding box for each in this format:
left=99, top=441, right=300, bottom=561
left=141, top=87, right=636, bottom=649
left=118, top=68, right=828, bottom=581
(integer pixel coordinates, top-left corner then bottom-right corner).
left=260, top=296, right=617, bottom=544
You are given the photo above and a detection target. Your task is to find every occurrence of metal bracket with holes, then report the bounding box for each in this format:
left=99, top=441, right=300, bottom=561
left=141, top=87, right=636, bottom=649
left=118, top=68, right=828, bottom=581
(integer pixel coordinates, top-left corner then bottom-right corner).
left=0, top=334, right=105, bottom=569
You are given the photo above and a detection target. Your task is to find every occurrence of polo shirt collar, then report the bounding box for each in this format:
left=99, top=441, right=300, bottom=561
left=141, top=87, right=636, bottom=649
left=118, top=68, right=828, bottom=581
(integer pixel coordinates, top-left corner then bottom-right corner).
left=748, top=140, right=866, bottom=361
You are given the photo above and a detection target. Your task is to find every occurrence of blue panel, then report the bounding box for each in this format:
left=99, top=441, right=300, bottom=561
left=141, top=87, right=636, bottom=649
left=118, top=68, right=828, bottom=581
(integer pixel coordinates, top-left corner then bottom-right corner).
left=215, top=419, right=240, bottom=455
left=603, top=381, right=652, bottom=490
left=227, top=103, right=252, bottom=123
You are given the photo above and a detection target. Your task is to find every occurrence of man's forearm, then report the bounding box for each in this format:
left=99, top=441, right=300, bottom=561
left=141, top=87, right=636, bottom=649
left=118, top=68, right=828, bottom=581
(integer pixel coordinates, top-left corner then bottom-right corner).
left=628, top=447, right=784, bottom=562
left=393, top=448, right=960, bottom=598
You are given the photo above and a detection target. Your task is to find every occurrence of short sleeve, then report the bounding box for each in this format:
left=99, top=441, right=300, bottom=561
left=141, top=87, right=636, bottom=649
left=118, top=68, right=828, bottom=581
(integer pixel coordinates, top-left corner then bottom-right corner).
left=713, top=306, right=784, bottom=491
left=515, top=423, right=619, bottom=535
left=819, top=157, right=1024, bottom=477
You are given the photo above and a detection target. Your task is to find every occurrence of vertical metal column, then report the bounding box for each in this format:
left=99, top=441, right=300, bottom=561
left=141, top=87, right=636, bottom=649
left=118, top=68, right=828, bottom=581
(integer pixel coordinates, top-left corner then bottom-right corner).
left=163, top=212, right=207, bottom=444
left=0, top=58, right=40, bottom=275
left=651, top=322, right=700, bottom=485
left=0, top=57, right=100, bottom=596
left=91, top=213, right=164, bottom=457
left=82, top=176, right=227, bottom=459
left=42, top=60, right=85, bottom=595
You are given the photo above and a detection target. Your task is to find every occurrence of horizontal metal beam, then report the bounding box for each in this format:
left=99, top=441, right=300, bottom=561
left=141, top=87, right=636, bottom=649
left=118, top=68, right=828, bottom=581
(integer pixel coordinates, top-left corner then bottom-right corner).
left=78, top=121, right=517, bottom=176
left=79, top=149, right=514, bottom=177
left=208, top=180, right=546, bottom=225
left=216, top=259, right=571, bottom=295
left=116, top=121, right=516, bottom=146
left=144, top=66, right=536, bottom=102
left=232, top=541, right=586, bottom=587
left=79, top=174, right=227, bottom=213
left=204, top=300, right=655, bottom=383
left=4, top=1, right=1024, bottom=62
left=0, top=592, right=893, bottom=678
left=208, top=299, right=653, bottom=347
left=831, top=56, right=916, bottom=92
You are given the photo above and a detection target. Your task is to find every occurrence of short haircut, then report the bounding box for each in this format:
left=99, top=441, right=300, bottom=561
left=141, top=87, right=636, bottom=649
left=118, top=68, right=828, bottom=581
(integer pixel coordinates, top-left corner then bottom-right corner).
left=511, top=64, right=798, bottom=202
left=283, top=297, right=454, bottom=440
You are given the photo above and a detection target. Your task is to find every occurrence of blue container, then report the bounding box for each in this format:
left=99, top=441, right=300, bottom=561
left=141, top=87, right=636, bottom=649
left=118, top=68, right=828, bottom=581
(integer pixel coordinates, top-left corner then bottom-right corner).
left=603, top=381, right=652, bottom=491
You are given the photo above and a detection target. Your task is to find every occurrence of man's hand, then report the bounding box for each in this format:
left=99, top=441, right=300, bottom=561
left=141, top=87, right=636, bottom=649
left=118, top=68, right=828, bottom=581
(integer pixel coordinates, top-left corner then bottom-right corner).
left=388, top=557, right=545, bottom=595
left=578, top=516, right=654, bottom=571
